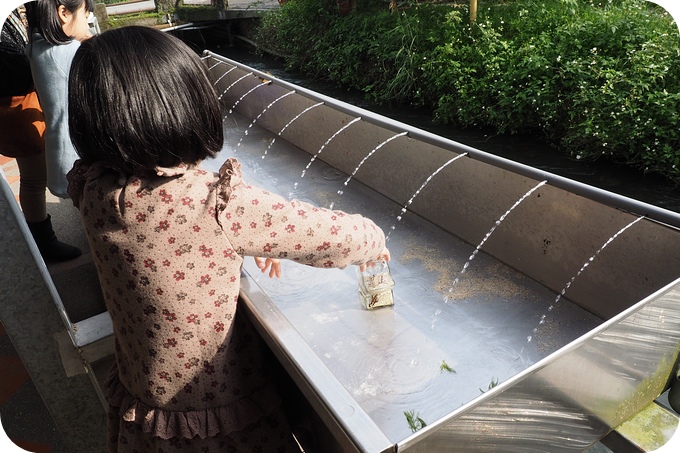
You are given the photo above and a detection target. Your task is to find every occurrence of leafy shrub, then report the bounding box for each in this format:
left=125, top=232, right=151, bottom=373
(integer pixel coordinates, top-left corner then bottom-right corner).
left=255, top=0, right=680, bottom=183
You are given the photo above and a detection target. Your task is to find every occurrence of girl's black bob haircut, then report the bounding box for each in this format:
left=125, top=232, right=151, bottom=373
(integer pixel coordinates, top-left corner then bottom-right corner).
left=68, top=26, right=224, bottom=175
left=26, top=0, right=96, bottom=45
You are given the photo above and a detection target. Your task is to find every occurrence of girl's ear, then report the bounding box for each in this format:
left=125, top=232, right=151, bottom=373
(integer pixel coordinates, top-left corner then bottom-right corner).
left=57, top=5, right=71, bottom=25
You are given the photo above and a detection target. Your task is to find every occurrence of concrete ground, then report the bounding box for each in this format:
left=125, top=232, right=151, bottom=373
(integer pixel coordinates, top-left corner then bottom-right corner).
left=0, top=156, right=73, bottom=453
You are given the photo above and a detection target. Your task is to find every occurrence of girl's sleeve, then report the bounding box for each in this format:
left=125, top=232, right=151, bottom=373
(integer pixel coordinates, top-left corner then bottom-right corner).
left=66, top=160, right=87, bottom=208
left=215, top=158, right=385, bottom=269
left=66, top=161, right=107, bottom=208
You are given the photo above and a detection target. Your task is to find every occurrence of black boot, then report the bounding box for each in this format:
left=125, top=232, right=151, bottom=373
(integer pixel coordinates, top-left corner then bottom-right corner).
left=27, top=215, right=82, bottom=262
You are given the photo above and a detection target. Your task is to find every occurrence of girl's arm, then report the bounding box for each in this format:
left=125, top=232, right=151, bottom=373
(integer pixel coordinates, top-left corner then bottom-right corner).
left=221, top=183, right=385, bottom=270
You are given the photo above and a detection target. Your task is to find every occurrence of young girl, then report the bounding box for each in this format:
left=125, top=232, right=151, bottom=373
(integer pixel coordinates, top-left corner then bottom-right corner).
left=0, top=7, right=80, bottom=261
left=25, top=0, right=94, bottom=198
left=66, top=26, right=389, bottom=452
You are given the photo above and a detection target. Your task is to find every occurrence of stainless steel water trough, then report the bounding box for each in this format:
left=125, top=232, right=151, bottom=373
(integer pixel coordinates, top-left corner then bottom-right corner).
left=202, top=51, right=680, bottom=452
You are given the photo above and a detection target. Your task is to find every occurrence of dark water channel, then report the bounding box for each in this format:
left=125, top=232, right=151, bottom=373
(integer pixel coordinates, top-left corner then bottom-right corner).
left=179, top=27, right=680, bottom=215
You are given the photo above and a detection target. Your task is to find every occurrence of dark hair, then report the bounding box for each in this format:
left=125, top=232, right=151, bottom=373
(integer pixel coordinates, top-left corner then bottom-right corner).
left=25, top=0, right=95, bottom=45
left=68, top=26, right=224, bottom=175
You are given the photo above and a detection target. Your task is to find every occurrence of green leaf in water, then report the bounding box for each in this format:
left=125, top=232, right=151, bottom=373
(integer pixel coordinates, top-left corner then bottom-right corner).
left=480, top=377, right=499, bottom=393
left=440, top=359, right=456, bottom=374
left=404, top=410, right=427, bottom=433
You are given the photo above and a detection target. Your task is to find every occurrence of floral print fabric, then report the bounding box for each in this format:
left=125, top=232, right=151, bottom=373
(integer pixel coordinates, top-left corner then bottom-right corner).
left=67, top=157, right=385, bottom=452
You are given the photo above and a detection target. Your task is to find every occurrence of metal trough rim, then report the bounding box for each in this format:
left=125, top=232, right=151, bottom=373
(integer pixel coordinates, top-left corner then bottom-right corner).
left=203, top=50, right=680, bottom=230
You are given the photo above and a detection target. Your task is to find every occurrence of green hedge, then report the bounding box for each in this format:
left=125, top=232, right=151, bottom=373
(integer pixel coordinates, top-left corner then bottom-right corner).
left=255, top=0, right=680, bottom=183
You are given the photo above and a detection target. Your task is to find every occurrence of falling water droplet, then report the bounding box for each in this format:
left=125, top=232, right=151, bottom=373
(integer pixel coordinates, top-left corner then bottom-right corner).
left=523, top=215, right=644, bottom=362
left=264, top=100, right=322, bottom=162
left=339, top=132, right=408, bottom=197
left=213, top=64, right=237, bottom=91
left=445, top=180, right=547, bottom=294
left=385, top=153, right=468, bottom=243
left=296, top=116, right=361, bottom=184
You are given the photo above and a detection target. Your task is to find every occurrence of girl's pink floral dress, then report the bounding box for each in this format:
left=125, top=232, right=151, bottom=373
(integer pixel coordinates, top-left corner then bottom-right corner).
left=67, top=158, right=385, bottom=452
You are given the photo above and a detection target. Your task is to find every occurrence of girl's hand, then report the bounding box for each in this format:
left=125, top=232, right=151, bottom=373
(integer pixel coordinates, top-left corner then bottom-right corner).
left=254, top=257, right=282, bottom=279
left=359, top=247, right=391, bottom=272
